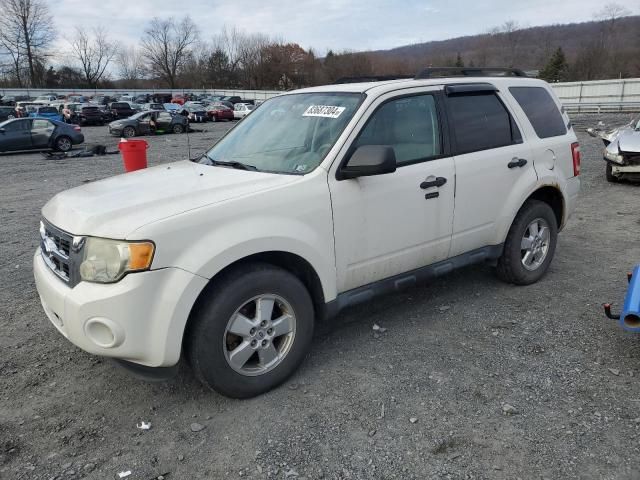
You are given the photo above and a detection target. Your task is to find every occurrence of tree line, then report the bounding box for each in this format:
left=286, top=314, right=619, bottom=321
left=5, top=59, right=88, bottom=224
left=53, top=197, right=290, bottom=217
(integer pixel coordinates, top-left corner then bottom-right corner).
left=0, top=0, right=637, bottom=91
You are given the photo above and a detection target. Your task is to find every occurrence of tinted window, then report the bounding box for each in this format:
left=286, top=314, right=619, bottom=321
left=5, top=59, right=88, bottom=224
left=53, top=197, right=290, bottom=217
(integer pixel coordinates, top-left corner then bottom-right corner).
left=509, top=87, right=566, bottom=139
left=448, top=93, right=520, bottom=154
left=158, top=112, right=172, bottom=122
left=354, top=94, right=441, bottom=166
left=3, top=119, right=31, bottom=131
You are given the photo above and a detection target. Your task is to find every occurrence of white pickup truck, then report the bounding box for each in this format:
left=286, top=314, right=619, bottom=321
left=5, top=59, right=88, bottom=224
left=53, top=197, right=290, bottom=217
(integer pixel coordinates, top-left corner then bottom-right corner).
left=34, top=69, right=580, bottom=398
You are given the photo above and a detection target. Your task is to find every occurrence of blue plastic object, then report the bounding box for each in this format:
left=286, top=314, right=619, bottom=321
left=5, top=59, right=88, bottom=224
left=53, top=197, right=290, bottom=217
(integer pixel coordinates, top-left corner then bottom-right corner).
left=620, top=265, right=640, bottom=332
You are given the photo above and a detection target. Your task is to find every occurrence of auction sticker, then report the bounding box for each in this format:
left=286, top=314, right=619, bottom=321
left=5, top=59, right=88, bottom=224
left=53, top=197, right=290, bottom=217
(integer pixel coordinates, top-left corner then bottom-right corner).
left=303, top=105, right=346, bottom=118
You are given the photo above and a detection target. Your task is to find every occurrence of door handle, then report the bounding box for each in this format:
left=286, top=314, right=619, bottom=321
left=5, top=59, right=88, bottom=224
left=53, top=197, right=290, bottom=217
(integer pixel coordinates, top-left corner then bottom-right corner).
left=508, top=158, right=527, bottom=168
left=420, top=177, right=447, bottom=189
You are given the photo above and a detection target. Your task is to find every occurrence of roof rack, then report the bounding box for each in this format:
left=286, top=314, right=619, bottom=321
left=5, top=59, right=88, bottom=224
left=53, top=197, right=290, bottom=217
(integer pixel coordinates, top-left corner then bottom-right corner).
left=414, top=67, right=528, bottom=79
left=333, top=75, right=413, bottom=84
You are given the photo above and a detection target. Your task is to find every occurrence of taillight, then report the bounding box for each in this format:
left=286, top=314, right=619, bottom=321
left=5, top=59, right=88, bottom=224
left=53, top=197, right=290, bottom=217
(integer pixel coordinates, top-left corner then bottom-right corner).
left=571, top=142, right=580, bottom=176
left=74, top=126, right=81, bottom=132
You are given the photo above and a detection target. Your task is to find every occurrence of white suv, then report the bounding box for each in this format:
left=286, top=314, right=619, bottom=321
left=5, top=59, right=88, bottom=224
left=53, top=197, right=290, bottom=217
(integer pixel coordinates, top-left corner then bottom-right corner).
left=34, top=69, right=581, bottom=398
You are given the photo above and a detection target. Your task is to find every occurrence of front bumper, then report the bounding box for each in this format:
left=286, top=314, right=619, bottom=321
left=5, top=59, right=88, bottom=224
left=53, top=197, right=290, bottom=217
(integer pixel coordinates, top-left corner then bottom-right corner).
left=108, top=126, right=123, bottom=136
left=34, top=249, right=208, bottom=367
left=611, top=163, right=640, bottom=174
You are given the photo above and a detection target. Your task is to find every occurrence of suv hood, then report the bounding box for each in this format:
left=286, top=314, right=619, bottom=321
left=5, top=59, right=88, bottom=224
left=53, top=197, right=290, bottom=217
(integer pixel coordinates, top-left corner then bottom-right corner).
left=618, top=129, right=640, bottom=153
left=42, top=161, right=298, bottom=238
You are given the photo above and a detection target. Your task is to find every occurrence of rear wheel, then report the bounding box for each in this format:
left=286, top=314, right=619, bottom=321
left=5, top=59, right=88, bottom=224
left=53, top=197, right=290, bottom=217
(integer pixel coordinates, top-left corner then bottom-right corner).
left=496, top=200, right=558, bottom=285
left=186, top=263, right=314, bottom=398
left=172, top=123, right=184, bottom=134
left=605, top=163, right=620, bottom=183
left=54, top=136, right=72, bottom=152
left=210, top=115, right=216, bottom=122
left=122, top=126, right=136, bottom=138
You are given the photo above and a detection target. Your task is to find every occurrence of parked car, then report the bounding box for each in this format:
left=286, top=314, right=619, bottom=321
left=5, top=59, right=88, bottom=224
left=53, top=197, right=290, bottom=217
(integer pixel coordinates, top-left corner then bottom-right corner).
left=66, top=94, right=88, bottom=104
left=141, top=103, right=164, bottom=111
left=33, top=94, right=58, bottom=104
left=108, top=110, right=188, bottom=137
left=233, top=103, right=255, bottom=120
left=181, top=101, right=208, bottom=122
left=0, top=106, right=17, bottom=121
left=1, top=95, right=29, bottom=106
left=211, top=100, right=235, bottom=110
left=171, top=94, right=186, bottom=105
left=28, top=105, right=63, bottom=122
left=221, top=95, right=244, bottom=105
left=588, top=115, right=640, bottom=183
left=33, top=69, right=580, bottom=398
left=163, top=103, right=181, bottom=115
left=206, top=104, right=234, bottom=122
left=109, top=102, right=136, bottom=119
left=0, top=117, right=83, bottom=153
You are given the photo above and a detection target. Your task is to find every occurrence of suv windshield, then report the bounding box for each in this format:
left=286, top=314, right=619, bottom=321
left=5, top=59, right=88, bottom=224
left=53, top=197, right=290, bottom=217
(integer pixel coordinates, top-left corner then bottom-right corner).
left=200, top=92, right=362, bottom=174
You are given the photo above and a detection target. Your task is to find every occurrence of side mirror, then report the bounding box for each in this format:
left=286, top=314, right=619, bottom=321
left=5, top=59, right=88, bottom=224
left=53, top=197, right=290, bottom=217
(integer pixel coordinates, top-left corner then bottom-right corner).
left=0, top=128, right=5, bottom=134
left=338, top=145, right=396, bottom=180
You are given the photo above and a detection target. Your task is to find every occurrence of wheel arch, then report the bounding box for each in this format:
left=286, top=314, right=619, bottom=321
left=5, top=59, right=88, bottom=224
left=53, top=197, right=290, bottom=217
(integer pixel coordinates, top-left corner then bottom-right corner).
left=183, top=250, right=328, bottom=352
left=527, top=185, right=564, bottom=229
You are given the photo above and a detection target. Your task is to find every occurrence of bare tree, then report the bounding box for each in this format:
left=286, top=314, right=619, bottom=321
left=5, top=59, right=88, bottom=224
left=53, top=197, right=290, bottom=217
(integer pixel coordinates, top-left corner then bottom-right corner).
left=0, top=0, right=55, bottom=87
left=116, top=46, right=145, bottom=85
left=68, top=27, right=117, bottom=87
left=141, top=16, right=198, bottom=88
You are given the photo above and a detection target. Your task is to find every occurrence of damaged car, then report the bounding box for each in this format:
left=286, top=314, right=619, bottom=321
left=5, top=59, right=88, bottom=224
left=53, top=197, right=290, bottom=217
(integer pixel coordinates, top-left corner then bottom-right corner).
left=588, top=115, right=640, bottom=182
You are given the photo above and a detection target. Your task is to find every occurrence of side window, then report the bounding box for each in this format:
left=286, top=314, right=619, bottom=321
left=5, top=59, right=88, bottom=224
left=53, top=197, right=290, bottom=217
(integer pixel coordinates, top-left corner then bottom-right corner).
left=447, top=93, right=521, bottom=155
left=4, top=119, right=31, bottom=132
left=354, top=94, right=441, bottom=166
left=32, top=119, right=51, bottom=130
left=509, top=86, right=567, bottom=139
left=158, top=112, right=171, bottom=122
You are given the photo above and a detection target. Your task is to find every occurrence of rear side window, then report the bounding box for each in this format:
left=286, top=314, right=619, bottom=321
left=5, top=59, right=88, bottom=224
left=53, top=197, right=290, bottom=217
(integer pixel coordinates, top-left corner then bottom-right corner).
left=509, top=86, right=566, bottom=139
left=447, top=93, right=521, bottom=155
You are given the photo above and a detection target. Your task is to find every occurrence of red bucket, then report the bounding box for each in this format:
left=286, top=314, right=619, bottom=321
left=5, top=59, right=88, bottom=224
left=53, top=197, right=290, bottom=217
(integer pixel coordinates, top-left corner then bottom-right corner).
left=118, top=139, right=149, bottom=172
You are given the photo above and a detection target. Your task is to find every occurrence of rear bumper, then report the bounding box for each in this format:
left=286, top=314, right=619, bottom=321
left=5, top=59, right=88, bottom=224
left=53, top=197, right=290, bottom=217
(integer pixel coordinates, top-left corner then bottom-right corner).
left=34, top=249, right=208, bottom=367
left=564, top=175, right=580, bottom=227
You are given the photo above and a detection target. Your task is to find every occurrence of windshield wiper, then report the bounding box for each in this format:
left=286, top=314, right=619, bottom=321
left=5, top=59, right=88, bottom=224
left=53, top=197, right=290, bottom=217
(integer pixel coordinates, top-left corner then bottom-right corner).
left=201, top=155, right=258, bottom=171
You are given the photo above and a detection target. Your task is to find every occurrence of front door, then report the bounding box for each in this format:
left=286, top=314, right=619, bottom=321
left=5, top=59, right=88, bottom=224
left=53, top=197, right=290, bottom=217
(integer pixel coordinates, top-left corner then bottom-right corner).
left=0, top=119, right=32, bottom=152
left=329, top=90, right=455, bottom=293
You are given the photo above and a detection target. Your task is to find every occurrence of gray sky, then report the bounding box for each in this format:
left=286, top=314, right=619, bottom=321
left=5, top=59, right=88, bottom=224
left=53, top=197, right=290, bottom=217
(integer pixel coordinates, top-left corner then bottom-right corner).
left=54, top=0, right=638, bottom=54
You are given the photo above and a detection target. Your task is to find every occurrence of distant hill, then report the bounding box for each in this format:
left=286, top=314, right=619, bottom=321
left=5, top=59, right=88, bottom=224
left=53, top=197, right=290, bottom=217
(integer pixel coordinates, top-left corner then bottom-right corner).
left=357, top=16, right=640, bottom=80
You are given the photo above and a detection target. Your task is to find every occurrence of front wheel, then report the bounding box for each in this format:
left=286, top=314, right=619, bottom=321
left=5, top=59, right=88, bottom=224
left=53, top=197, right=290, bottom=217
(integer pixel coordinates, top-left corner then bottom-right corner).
left=172, top=123, right=184, bottom=134
left=122, top=126, right=136, bottom=138
left=496, top=200, right=558, bottom=285
left=186, top=263, right=315, bottom=398
left=606, top=163, right=620, bottom=183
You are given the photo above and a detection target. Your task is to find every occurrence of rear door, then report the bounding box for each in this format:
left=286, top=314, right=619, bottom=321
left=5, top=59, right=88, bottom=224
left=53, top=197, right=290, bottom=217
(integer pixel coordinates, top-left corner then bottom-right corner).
left=156, top=112, right=173, bottom=129
left=0, top=119, right=32, bottom=151
left=31, top=118, right=55, bottom=148
left=445, top=84, right=536, bottom=257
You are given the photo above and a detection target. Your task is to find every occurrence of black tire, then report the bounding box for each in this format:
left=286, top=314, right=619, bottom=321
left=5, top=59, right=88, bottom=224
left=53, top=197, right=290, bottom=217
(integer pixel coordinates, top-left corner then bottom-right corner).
left=54, top=135, right=72, bottom=152
left=172, top=123, right=184, bottom=134
left=186, top=263, right=315, bottom=398
left=495, top=200, right=558, bottom=285
left=605, top=163, right=620, bottom=183
left=210, top=115, right=216, bottom=122
left=122, top=126, right=136, bottom=138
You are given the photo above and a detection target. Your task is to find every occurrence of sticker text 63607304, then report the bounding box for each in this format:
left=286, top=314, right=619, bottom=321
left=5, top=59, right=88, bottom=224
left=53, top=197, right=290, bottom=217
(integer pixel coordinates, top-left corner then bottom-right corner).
left=302, top=105, right=346, bottom=119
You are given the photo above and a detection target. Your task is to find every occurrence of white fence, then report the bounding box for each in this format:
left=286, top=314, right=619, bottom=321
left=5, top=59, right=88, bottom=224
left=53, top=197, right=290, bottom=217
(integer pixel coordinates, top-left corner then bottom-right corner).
left=2, top=78, right=640, bottom=110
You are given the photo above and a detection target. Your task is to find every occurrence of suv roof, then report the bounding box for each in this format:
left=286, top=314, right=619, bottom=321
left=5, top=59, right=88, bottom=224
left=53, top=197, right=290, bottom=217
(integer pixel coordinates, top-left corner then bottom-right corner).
left=294, top=75, right=549, bottom=96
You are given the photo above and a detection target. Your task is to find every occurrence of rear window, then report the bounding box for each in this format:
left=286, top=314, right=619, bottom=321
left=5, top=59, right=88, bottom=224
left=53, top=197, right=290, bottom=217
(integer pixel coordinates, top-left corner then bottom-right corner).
left=112, top=103, right=128, bottom=108
left=82, top=107, right=99, bottom=112
left=447, top=93, right=522, bottom=155
left=509, top=86, right=567, bottom=139
left=39, top=107, right=57, bottom=113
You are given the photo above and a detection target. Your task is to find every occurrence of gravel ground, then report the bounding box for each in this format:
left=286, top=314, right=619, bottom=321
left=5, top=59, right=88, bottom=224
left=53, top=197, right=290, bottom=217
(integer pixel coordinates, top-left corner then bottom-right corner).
left=2, top=114, right=640, bottom=480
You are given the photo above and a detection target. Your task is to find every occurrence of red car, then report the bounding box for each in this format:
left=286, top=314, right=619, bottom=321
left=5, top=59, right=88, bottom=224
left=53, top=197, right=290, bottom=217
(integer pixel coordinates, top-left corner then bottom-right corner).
left=207, top=104, right=234, bottom=122
left=171, top=95, right=186, bottom=106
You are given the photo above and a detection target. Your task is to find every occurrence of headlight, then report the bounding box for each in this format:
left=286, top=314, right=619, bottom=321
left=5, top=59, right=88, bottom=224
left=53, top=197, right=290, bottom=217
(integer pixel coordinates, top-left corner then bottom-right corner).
left=604, top=148, right=624, bottom=164
left=79, top=238, right=154, bottom=283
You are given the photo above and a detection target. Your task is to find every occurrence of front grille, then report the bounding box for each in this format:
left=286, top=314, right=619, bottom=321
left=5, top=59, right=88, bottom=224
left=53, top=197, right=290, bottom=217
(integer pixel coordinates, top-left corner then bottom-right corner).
left=40, top=220, right=80, bottom=285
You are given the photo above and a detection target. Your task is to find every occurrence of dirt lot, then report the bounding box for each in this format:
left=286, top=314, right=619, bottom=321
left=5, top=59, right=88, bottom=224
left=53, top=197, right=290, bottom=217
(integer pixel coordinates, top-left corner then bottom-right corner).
left=2, top=114, right=640, bottom=480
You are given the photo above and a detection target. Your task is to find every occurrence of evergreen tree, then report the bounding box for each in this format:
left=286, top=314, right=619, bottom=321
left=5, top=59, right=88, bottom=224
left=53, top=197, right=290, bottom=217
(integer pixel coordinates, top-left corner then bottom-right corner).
left=455, top=53, right=464, bottom=68
left=539, top=47, right=569, bottom=82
